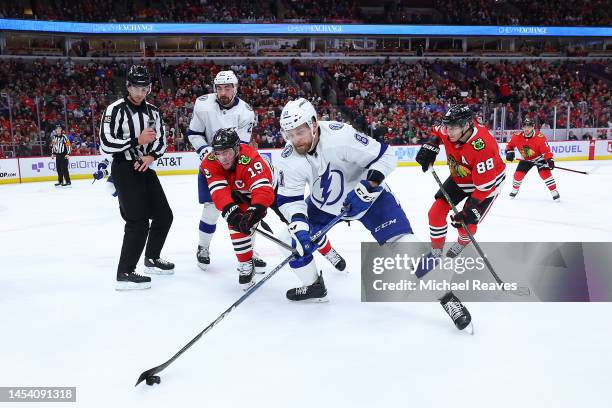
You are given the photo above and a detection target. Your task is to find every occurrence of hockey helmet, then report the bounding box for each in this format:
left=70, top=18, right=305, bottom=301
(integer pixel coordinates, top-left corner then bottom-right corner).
left=442, top=104, right=473, bottom=127
left=279, top=98, right=318, bottom=140
left=126, top=65, right=152, bottom=87
left=211, top=128, right=240, bottom=152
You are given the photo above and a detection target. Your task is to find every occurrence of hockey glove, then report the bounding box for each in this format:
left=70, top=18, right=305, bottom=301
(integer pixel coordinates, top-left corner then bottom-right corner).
left=505, top=150, right=515, bottom=162
left=547, top=158, right=555, bottom=170
left=415, top=142, right=440, bottom=172
left=450, top=197, right=482, bottom=228
left=343, top=180, right=383, bottom=218
left=534, top=157, right=548, bottom=170
left=238, top=204, right=267, bottom=234
left=288, top=214, right=316, bottom=257
left=222, top=204, right=243, bottom=231
left=93, top=170, right=105, bottom=181
left=199, top=146, right=213, bottom=161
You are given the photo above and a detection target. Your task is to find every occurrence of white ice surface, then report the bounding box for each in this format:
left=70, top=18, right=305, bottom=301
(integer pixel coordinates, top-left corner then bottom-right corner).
left=1, top=161, right=611, bottom=407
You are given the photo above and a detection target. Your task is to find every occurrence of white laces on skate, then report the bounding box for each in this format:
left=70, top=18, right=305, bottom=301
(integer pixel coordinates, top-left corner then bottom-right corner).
left=447, top=243, right=466, bottom=258
left=156, top=258, right=171, bottom=266
left=238, top=261, right=253, bottom=276
left=325, top=249, right=342, bottom=266
left=295, top=286, right=308, bottom=295
left=198, top=247, right=209, bottom=257
left=445, top=301, right=463, bottom=320
left=123, top=271, right=148, bottom=280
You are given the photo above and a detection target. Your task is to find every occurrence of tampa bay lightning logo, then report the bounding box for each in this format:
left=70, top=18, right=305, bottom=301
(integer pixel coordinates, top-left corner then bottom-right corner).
left=312, top=163, right=344, bottom=207
left=329, top=122, right=344, bottom=130
left=281, top=144, right=293, bottom=158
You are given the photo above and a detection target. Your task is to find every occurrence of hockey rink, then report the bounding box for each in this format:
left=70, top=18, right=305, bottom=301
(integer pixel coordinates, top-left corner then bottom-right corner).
left=1, top=161, right=611, bottom=407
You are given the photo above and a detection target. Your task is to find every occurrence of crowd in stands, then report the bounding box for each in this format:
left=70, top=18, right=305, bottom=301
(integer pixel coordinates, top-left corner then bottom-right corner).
left=323, top=59, right=611, bottom=145
left=0, top=0, right=277, bottom=23
left=1, top=0, right=609, bottom=26
left=0, top=58, right=117, bottom=157
left=0, top=58, right=610, bottom=158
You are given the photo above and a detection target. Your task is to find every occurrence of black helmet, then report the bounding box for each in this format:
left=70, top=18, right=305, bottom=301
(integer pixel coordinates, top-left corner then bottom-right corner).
left=523, top=117, right=535, bottom=127
left=442, top=104, right=473, bottom=127
left=127, top=65, right=151, bottom=87
left=211, top=128, right=240, bottom=151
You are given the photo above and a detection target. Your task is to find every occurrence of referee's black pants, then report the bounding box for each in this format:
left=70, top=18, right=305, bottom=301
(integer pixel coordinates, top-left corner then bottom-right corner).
left=55, top=154, right=71, bottom=184
left=112, top=159, right=173, bottom=276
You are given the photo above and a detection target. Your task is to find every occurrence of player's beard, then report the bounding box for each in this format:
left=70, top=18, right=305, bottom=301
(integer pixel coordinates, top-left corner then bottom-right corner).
left=294, top=133, right=316, bottom=155
left=218, top=95, right=232, bottom=107
left=294, top=140, right=311, bottom=155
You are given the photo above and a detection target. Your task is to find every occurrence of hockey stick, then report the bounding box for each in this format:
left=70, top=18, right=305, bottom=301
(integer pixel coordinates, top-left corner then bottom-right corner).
left=256, top=227, right=294, bottom=252
left=553, top=165, right=588, bottom=175
left=135, top=208, right=348, bottom=387
left=430, top=168, right=530, bottom=296
left=517, top=159, right=588, bottom=175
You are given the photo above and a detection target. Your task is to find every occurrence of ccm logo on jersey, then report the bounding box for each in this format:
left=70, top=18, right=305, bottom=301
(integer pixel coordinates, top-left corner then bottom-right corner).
left=374, top=219, right=397, bottom=232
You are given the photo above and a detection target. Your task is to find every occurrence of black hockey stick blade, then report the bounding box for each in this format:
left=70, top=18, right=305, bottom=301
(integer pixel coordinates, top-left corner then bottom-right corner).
left=136, top=363, right=166, bottom=386
left=260, top=219, right=274, bottom=234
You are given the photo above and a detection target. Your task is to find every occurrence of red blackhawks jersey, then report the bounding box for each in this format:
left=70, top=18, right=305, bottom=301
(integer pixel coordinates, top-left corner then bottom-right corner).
left=506, top=130, right=553, bottom=161
left=431, top=122, right=506, bottom=201
left=201, top=144, right=275, bottom=211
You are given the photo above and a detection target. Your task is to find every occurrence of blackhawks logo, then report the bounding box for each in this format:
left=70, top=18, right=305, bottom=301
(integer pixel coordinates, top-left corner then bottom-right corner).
left=448, top=155, right=471, bottom=178
left=207, top=153, right=216, bottom=161
left=238, top=154, right=252, bottom=165
left=520, top=145, right=536, bottom=159
left=471, top=138, right=486, bottom=151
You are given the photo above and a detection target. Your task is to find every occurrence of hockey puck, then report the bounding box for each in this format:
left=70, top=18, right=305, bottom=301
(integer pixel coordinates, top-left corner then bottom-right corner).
left=146, top=375, right=161, bottom=386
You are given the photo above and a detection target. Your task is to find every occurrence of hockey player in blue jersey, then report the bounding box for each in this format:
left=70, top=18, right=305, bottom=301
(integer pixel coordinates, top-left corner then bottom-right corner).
left=92, top=158, right=117, bottom=197
left=275, top=98, right=473, bottom=332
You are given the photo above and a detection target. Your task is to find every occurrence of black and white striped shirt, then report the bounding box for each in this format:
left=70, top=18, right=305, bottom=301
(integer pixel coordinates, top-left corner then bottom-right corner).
left=99, top=96, right=166, bottom=161
left=51, top=133, right=71, bottom=155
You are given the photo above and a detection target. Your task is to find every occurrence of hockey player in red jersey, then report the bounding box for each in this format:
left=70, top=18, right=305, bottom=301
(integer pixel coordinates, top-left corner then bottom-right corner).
left=416, top=104, right=506, bottom=258
left=201, top=128, right=275, bottom=289
left=505, top=118, right=559, bottom=202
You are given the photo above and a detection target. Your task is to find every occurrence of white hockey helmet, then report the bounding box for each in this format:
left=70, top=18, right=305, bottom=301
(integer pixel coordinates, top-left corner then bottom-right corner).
left=214, top=70, right=238, bottom=88
left=213, top=70, right=238, bottom=106
left=279, top=98, right=318, bottom=140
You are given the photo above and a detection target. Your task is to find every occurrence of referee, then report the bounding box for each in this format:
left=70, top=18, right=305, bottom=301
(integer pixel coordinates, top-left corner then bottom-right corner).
left=99, top=65, right=174, bottom=290
left=51, top=124, right=72, bottom=187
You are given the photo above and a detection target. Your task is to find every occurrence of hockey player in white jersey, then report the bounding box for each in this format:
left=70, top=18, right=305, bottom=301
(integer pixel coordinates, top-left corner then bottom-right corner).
left=275, top=98, right=473, bottom=332
left=187, top=70, right=265, bottom=271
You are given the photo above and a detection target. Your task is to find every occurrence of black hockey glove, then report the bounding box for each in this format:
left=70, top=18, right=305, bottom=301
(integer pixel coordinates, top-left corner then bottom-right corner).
left=450, top=197, right=482, bottom=228
left=505, top=150, right=515, bottom=162
left=416, top=142, right=440, bottom=172
left=222, top=204, right=243, bottom=231
left=238, top=205, right=267, bottom=234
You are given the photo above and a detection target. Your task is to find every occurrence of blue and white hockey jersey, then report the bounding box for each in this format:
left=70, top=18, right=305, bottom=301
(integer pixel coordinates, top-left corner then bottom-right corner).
left=187, top=93, right=256, bottom=154
left=275, top=121, right=397, bottom=221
